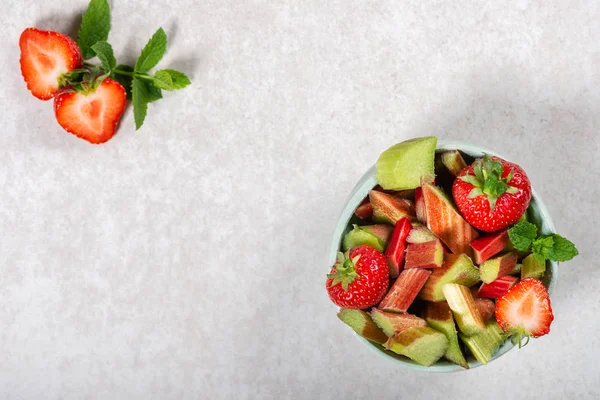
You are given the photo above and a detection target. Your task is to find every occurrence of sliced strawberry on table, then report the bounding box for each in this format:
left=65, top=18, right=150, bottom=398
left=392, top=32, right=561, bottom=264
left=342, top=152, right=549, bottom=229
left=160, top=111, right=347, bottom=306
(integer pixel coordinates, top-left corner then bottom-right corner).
left=326, top=245, right=389, bottom=309
left=19, top=28, right=83, bottom=100
left=452, top=154, right=532, bottom=232
left=495, top=278, right=554, bottom=345
left=54, top=78, right=126, bottom=144
left=383, top=217, right=412, bottom=278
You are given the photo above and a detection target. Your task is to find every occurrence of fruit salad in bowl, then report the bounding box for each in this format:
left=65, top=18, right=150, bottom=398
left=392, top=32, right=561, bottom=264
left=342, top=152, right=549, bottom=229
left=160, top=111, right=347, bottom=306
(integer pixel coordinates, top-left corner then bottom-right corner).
left=326, top=137, right=578, bottom=371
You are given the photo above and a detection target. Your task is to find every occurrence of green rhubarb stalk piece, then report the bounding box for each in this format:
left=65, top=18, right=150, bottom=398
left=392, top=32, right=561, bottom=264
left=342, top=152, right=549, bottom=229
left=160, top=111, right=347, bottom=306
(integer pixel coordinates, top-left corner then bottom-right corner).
left=459, top=319, right=506, bottom=365
left=442, top=284, right=485, bottom=336
left=480, top=252, right=518, bottom=283
left=419, top=254, right=480, bottom=302
left=337, top=308, right=388, bottom=344
left=370, top=309, right=426, bottom=337
left=441, top=150, right=467, bottom=176
left=384, top=326, right=449, bottom=367
left=406, top=226, right=438, bottom=244
left=361, top=225, right=393, bottom=247
left=521, top=254, right=546, bottom=279
left=370, top=190, right=416, bottom=224
left=424, top=302, right=469, bottom=369
left=342, top=224, right=384, bottom=252
left=376, top=136, right=438, bottom=190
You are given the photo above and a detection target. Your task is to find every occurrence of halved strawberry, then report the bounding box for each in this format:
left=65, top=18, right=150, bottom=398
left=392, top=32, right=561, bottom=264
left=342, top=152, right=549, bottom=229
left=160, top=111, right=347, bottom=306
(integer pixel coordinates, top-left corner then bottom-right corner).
left=19, top=28, right=83, bottom=100
left=54, top=78, right=126, bottom=144
left=495, top=278, right=554, bottom=344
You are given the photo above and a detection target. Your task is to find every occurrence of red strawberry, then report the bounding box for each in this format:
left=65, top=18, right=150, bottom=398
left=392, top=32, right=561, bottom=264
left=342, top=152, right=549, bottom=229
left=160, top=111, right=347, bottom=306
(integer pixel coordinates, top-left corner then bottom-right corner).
left=495, top=278, right=554, bottom=345
left=452, top=154, right=531, bottom=232
left=54, top=78, right=127, bottom=144
left=19, top=28, right=83, bottom=100
left=326, top=245, right=389, bottom=309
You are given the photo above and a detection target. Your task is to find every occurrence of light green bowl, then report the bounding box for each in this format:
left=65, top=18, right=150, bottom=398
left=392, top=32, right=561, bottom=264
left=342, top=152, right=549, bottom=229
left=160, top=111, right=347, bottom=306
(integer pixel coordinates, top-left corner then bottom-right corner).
left=329, top=140, right=558, bottom=372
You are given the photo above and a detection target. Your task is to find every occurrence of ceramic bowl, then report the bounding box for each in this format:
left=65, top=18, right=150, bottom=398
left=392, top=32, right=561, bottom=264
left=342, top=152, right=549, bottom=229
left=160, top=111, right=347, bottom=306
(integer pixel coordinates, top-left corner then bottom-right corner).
left=328, top=140, right=557, bottom=372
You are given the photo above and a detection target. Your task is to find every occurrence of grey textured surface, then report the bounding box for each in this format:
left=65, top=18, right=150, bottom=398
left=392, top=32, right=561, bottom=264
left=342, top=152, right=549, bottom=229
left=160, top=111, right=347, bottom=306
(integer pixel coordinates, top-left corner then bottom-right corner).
left=1, top=1, right=599, bottom=399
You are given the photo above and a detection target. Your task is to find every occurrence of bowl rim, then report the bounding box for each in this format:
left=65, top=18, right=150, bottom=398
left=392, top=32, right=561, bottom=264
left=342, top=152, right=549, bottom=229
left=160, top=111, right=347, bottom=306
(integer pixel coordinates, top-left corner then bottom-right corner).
left=328, top=139, right=558, bottom=372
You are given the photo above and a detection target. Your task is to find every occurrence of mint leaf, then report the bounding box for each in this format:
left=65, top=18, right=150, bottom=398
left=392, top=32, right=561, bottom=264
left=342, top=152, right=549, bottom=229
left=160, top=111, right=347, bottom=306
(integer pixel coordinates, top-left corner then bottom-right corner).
left=154, top=69, right=191, bottom=91
left=111, top=64, right=134, bottom=99
left=135, top=28, right=167, bottom=73
left=143, top=80, right=163, bottom=103
left=532, top=236, right=554, bottom=263
left=91, top=41, right=116, bottom=71
left=508, top=221, right=538, bottom=251
left=132, top=78, right=150, bottom=130
left=78, top=0, right=111, bottom=60
left=547, top=234, right=579, bottom=262
left=153, top=70, right=173, bottom=90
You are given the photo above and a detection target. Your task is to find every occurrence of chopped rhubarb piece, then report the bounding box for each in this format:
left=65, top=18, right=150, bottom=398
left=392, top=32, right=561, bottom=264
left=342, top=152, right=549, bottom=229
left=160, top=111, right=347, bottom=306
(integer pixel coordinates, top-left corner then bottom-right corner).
left=354, top=198, right=373, bottom=219
left=384, top=326, right=448, bottom=367
left=370, top=309, right=426, bottom=337
left=406, top=226, right=438, bottom=244
left=423, top=301, right=469, bottom=368
left=383, top=217, right=412, bottom=278
left=442, top=284, right=485, bottom=336
left=414, top=187, right=427, bottom=223
left=337, top=308, right=388, bottom=344
left=342, top=224, right=384, bottom=252
left=477, top=275, right=519, bottom=299
left=521, top=254, right=546, bottom=279
left=370, top=190, right=416, bottom=225
left=422, top=182, right=479, bottom=255
left=480, top=252, right=518, bottom=283
left=473, top=298, right=495, bottom=322
left=361, top=224, right=393, bottom=246
left=441, top=150, right=468, bottom=176
left=380, top=268, right=432, bottom=313
left=405, top=240, right=444, bottom=269
left=388, top=189, right=416, bottom=200
left=459, top=320, right=506, bottom=365
left=470, top=229, right=510, bottom=264
left=419, top=254, right=480, bottom=302
left=510, top=263, right=522, bottom=275
left=376, top=136, right=437, bottom=190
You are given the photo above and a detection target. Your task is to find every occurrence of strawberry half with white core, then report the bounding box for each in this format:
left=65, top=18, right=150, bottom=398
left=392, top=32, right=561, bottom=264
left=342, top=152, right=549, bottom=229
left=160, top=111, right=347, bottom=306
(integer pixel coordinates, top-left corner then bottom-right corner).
left=54, top=78, right=126, bottom=144
left=326, top=245, right=389, bottom=309
left=495, top=278, right=554, bottom=347
left=19, top=28, right=83, bottom=100
left=453, top=154, right=532, bottom=232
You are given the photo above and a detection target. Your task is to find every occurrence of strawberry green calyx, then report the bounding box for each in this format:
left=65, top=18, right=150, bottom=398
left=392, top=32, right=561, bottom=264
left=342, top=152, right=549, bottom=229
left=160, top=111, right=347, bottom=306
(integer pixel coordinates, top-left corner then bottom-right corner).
left=459, top=154, right=519, bottom=211
left=327, top=252, right=361, bottom=291
left=508, top=327, right=531, bottom=349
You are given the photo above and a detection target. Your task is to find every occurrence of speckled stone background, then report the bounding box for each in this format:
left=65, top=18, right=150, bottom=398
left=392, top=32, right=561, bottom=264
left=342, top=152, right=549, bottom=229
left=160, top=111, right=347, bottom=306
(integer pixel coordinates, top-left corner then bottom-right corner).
left=1, top=1, right=598, bottom=399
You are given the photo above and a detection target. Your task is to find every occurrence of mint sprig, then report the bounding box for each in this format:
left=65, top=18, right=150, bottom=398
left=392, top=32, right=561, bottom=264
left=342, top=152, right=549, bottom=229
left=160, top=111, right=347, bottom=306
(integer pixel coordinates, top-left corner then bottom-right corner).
left=77, top=0, right=111, bottom=59
left=91, top=41, right=116, bottom=72
left=135, top=28, right=167, bottom=74
left=69, top=0, right=191, bottom=130
left=508, top=222, right=578, bottom=263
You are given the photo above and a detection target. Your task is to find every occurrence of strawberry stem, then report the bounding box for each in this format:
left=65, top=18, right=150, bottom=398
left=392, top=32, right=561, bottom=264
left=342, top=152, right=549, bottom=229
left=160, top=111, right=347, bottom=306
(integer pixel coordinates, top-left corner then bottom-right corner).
left=327, top=252, right=361, bottom=291
left=458, top=154, right=518, bottom=211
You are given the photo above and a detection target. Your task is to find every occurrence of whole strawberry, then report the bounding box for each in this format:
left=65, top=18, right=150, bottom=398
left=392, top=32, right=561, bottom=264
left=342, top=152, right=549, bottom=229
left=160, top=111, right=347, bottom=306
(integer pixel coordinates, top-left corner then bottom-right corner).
left=452, top=155, right=531, bottom=232
left=326, top=245, right=389, bottom=309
